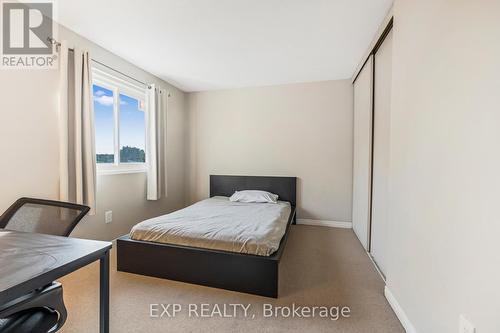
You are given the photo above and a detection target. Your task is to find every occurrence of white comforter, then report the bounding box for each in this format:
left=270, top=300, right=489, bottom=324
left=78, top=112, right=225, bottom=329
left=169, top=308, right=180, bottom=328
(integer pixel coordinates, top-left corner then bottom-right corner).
left=130, top=196, right=291, bottom=256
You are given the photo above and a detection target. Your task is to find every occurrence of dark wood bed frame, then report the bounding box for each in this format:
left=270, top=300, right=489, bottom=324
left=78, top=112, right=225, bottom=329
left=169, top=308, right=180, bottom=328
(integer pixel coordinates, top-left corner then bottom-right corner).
left=116, top=175, right=297, bottom=298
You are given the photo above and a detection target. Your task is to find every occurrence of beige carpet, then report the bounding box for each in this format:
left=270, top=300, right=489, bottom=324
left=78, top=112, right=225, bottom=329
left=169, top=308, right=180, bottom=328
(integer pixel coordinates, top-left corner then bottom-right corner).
left=59, top=225, right=404, bottom=333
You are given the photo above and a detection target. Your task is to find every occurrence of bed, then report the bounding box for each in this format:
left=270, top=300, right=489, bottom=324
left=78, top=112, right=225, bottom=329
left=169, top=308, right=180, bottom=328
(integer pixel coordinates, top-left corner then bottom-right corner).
left=116, top=175, right=296, bottom=298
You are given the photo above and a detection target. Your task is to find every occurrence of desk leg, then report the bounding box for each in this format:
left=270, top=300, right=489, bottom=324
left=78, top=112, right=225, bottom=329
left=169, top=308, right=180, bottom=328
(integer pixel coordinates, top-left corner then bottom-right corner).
left=100, top=250, right=110, bottom=333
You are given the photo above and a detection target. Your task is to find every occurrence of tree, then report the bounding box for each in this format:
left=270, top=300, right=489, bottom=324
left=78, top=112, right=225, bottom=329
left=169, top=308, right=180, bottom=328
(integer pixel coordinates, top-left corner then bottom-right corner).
left=119, top=146, right=145, bottom=163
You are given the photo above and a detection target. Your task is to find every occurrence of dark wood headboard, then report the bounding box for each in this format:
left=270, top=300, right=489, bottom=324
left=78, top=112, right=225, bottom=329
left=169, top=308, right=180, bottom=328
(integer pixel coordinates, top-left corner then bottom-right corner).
left=209, top=175, right=297, bottom=206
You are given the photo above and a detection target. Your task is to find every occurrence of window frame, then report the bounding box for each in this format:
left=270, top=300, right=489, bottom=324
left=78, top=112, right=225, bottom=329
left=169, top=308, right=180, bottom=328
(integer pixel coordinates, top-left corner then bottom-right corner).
left=92, top=66, right=148, bottom=175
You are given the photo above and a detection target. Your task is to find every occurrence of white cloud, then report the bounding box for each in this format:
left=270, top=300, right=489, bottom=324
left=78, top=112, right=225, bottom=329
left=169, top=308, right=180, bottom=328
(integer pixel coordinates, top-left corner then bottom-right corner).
left=120, top=100, right=128, bottom=106
left=94, top=95, right=114, bottom=106
left=94, top=90, right=106, bottom=97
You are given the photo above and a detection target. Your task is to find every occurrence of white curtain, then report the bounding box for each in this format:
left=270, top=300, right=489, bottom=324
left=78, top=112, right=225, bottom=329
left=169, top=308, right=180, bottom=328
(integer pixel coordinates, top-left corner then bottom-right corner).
left=146, top=84, right=168, bottom=200
left=58, top=41, right=97, bottom=214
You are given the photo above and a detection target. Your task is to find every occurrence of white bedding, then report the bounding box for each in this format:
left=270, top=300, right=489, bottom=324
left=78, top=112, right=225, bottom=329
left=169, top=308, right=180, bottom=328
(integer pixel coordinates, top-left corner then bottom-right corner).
left=130, top=196, right=291, bottom=256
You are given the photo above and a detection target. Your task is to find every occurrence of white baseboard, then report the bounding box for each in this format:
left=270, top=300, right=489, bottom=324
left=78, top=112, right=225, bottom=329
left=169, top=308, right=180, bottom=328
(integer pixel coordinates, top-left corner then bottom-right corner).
left=296, top=219, right=352, bottom=229
left=384, top=286, right=417, bottom=333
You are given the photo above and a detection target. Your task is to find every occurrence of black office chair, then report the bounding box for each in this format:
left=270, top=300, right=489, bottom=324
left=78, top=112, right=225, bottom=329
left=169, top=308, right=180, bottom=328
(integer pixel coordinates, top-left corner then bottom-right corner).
left=0, top=198, right=90, bottom=333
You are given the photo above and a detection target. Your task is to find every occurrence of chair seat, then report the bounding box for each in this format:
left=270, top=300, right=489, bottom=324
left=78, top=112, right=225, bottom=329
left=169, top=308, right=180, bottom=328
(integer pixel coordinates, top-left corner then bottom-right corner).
left=0, top=307, right=58, bottom=333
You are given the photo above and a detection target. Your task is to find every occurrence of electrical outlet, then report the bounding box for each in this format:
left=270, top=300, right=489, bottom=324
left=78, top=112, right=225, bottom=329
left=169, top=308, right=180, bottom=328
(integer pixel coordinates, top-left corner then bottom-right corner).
left=105, top=211, right=112, bottom=224
left=459, top=315, right=475, bottom=333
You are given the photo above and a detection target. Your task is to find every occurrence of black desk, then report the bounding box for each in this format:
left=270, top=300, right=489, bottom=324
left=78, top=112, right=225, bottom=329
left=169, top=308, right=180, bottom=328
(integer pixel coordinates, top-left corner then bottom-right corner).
left=0, top=230, right=112, bottom=333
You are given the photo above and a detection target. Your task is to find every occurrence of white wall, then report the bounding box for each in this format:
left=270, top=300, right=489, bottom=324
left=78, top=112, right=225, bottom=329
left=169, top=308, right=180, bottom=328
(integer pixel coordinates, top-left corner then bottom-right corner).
left=386, top=0, right=500, bottom=332
left=187, top=80, right=353, bottom=222
left=0, top=24, right=188, bottom=241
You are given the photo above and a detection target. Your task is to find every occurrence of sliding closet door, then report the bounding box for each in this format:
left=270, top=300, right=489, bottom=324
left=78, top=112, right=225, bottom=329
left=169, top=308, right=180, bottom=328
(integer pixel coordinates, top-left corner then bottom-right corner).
left=352, top=56, right=373, bottom=250
left=370, top=30, right=393, bottom=275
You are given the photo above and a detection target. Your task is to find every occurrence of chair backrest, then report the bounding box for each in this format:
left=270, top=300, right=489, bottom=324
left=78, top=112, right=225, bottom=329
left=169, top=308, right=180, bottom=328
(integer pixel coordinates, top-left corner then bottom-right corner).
left=0, top=198, right=90, bottom=237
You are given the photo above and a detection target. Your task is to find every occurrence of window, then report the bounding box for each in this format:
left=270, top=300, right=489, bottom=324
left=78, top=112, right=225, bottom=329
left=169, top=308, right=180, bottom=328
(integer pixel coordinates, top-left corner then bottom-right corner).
left=118, top=93, right=146, bottom=163
left=92, top=67, right=147, bottom=174
left=94, top=85, right=115, bottom=163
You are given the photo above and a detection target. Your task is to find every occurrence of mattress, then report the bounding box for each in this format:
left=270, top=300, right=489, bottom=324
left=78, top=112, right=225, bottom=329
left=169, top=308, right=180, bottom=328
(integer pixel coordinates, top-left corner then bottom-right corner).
left=130, top=196, right=291, bottom=256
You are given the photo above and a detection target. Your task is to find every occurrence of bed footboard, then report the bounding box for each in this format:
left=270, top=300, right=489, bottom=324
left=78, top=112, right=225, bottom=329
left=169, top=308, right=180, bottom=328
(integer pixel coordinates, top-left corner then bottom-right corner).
left=117, top=236, right=280, bottom=297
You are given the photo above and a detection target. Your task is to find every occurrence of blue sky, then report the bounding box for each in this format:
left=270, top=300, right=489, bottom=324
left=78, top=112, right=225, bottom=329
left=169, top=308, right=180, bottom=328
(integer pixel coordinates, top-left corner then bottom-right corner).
left=93, top=85, right=145, bottom=154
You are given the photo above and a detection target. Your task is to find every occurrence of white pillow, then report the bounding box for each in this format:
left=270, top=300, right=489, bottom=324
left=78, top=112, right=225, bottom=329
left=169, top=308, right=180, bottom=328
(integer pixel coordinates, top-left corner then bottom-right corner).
left=229, top=190, right=279, bottom=203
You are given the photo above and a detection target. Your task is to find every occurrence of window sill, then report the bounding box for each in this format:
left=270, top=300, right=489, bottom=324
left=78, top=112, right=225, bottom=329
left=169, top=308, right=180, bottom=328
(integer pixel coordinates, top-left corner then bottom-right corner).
left=97, top=166, right=147, bottom=176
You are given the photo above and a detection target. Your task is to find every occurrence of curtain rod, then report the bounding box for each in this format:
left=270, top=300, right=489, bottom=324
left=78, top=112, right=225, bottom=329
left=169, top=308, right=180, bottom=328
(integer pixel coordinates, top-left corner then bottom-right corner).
left=48, top=37, right=150, bottom=89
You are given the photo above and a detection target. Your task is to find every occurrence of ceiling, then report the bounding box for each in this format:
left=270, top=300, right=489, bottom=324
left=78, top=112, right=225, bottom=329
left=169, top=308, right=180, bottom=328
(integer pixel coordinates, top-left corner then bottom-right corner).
left=58, top=0, right=392, bottom=92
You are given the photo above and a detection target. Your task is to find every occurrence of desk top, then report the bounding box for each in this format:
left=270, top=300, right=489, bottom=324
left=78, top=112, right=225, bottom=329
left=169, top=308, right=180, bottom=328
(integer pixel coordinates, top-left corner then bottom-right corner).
left=0, top=230, right=112, bottom=304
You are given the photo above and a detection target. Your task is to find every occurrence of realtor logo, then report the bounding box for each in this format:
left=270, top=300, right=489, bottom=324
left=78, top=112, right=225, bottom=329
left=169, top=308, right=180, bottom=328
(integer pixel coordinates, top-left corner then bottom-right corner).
left=1, top=0, right=57, bottom=68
